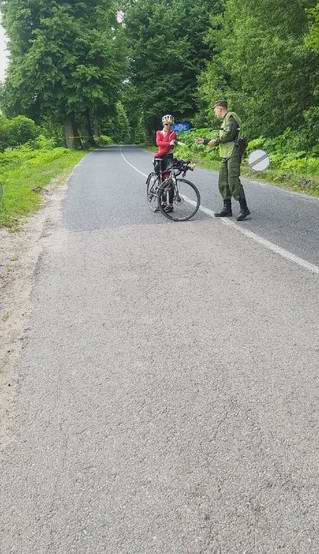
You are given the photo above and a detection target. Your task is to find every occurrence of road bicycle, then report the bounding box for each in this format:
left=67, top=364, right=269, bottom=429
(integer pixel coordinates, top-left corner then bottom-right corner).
left=146, top=158, right=200, bottom=222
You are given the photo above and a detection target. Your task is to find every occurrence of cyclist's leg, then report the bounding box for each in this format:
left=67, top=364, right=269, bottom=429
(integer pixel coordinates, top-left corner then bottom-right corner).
left=160, top=155, right=169, bottom=206
left=159, top=178, right=200, bottom=221
left=162, top=154, right=174, bottom=206
left=153, top=157, right=163, bottom=176
left=161, top=154, right=173, bottom=180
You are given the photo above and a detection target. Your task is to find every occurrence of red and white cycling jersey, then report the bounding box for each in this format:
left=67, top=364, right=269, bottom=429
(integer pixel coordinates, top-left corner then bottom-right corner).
left=154, top=129, right=177, bottom=158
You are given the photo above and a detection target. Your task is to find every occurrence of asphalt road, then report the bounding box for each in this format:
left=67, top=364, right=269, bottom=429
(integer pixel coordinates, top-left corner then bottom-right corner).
left=1, top=147, right=319, bottom=553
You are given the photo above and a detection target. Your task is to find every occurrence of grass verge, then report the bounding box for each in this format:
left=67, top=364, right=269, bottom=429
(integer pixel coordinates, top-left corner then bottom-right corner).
left=240, top=164, right=319, bottom=197
left=0, top=147, right=85, bottom=229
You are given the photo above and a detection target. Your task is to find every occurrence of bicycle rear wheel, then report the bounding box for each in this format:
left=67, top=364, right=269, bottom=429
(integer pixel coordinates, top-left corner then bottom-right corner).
left=159, top=178, right=200, bottom=222
left=146, top=172, right=160, bottom=212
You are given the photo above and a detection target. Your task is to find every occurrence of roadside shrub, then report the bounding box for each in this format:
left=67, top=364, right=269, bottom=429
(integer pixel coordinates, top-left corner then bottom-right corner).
left=0, top=115, right=39, bottom=151
left=175, top=129, right=220, bottom=161
left=7, top=116, right=38, bottom=147
left=279, top=157, right=319, bottom=176
left=97, top=134, right=113, bottom=146
left=32, top=134, right=57, bottom=150
left=247, top=136, right=267, bottom=152
left=0, top=116, right=10, bottom=151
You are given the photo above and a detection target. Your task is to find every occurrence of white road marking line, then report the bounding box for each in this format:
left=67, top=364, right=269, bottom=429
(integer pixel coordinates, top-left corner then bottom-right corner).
left=120, top=149, right=319, bottom=276
left=195, top=203, right=319, bottom=275
left=121, top=150, right=148, bottom=177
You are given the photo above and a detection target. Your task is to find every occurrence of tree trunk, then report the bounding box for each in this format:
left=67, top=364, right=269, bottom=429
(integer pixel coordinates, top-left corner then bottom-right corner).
left=64, top=116, right=82, bottom=149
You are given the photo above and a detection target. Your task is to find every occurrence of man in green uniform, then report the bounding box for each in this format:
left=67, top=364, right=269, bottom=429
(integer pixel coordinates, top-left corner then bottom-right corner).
left=197, top=100, right=250, bottom=221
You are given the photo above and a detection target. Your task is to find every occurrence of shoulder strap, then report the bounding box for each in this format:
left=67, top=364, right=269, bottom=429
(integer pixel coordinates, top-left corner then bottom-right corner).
left=226, top=111, right=241, bottom=129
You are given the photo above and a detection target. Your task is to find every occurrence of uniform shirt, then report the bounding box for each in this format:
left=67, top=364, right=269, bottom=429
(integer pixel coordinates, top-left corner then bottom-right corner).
left=155, top=129, right=177, bottom=157
left=215, top=115, right=239, bottom=146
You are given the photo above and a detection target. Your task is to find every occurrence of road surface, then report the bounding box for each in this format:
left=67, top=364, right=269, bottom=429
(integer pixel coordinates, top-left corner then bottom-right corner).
left=1, top=147, right=319, bottom=553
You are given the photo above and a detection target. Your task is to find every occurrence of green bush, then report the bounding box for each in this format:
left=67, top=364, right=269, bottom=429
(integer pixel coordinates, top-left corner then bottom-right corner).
left=0, top=116, right=10, bottom=151
left=175, top=129, right=220, bottom=162
left=0, top=115, right=39, bottom=151
left=32, top=134, right=57, bottom=150
left=279, top=157, right=319, bottom=176
left=311, top=144, right=319, bottom=157
left=247, top=136, right=267, bottom=152
left=7, top=116, right=38, bottom=147
left=248, top=129, right=317, bottom=159
left=97, top=134, right=113, bottom=146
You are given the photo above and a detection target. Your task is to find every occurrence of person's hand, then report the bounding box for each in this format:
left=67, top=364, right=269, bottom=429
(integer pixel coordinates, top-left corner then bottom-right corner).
left=195, top=137, right=205, bottom=145
left=170, top=139, right=176, bottom=146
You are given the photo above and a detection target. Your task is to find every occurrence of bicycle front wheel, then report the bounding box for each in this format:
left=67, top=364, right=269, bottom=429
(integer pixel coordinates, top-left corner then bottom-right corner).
left=159, top=178, right=200, bottom=222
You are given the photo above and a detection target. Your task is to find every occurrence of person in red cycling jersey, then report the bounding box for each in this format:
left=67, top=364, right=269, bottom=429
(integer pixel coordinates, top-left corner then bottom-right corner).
left=154, top=114, right=177, bottom=211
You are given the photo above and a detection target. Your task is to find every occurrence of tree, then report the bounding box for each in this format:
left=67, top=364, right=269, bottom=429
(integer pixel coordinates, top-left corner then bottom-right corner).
left=134, top=113, right=146, bottom=144
left=123, top=0, right=222, bottom=137
left=113, top=101, right=131, bottom=144
left=0, top=0, right=127, bottom=147
left=198, top=0, right=319, bottom=138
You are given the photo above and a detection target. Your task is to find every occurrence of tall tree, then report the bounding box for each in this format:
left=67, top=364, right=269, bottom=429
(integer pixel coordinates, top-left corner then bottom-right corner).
left=0, top=0, right=127, bottom=146
left=123, top=0, right=222, bottom=137
left=198, top=0, right=319, bottom=138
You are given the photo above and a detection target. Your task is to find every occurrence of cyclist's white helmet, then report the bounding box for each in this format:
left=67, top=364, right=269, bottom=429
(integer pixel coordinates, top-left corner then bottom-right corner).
left=162, top=114, right=174, bottom=125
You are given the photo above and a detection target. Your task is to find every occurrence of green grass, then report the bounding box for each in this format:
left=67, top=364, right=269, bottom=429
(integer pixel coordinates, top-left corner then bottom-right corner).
left=0, top=147, right=85, bottom=229
left=241, top=163, right=319, bottom=197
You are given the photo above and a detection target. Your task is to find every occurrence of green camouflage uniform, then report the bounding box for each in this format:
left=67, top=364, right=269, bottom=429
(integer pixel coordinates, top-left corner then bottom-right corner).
left=215, top=111, right=244, bottom=201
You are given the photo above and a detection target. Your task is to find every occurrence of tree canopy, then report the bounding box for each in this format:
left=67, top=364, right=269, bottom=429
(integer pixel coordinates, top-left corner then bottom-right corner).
left=1, top=0, right=319, bottom=146
left=0, top=0, right=127, bottom=145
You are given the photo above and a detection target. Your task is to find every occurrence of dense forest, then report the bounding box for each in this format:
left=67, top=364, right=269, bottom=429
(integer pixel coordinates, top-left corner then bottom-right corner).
left=0, top=0, right=319, bottom=154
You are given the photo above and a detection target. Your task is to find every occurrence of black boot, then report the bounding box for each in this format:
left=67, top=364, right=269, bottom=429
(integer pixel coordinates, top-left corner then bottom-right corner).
left=237, top=192, right=250, bottom=221
left=215, top=199, right=232, bottom=217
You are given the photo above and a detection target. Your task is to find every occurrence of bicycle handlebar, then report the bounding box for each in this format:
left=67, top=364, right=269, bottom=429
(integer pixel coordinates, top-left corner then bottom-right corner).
left=172, top=158, right=195, bottom=175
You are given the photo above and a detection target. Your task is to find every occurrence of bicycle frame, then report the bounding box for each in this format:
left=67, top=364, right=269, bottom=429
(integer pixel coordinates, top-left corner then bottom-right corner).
left=151, top=161, right=189, bottom=202
left=147, top=158, right=200, bottom=221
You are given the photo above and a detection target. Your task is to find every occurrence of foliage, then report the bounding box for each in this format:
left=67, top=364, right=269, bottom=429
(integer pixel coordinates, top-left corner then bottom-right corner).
left=0, top=114, right=39, bottom=151
left=134, top=114, right=147, bottom=144
left=198, top=0, right=319, bottom=140
left=97, top=135, right=113, bottom=146
left=123, top=0, right=222, bottom=136
left=7, top=115, right=38, bottom=146
left=0, top=0, right=127, bottom=145
left=113, top=102, right=131, bottom=144
left=97, top=101, right=131, bottom=144
left=306, top=2, right=319, bottom=51
left=1, top=0, right=319, bottom=172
